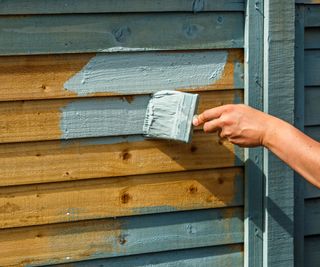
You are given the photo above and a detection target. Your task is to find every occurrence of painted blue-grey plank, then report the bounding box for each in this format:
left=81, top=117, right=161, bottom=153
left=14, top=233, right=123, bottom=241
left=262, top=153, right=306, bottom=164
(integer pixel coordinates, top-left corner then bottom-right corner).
left=0, top=0, right=245, bottom=14
left=305, top=180, right=320, bottom=198
left=296, top=0, right=320, bottom=3
left=64, top=50, right=243, bottom=96
left=60, top=96, right=149, bottom=139
left=305, top=28, right=320, bottom=49
left=304, top=198, right=320, bottom=235
left=305, top=125, right=320, bottom=141
left=305, top=87, right=320, bottom=126
left=243, top=0, right=264, bottom=266
left=305, top=5, right=320, bottom=27
left=22, top=207, right=244, bottom=266
left=294, top=5, right=306, bottom=267
left=305, top=50, right=320, bottom=86
left=263, top=0, right=295, bottom=266
left=0, top=13, right=244, bottom=55
left=305, top=235, right=320, bottom=267
left=49, top=245, right=243, bottom=267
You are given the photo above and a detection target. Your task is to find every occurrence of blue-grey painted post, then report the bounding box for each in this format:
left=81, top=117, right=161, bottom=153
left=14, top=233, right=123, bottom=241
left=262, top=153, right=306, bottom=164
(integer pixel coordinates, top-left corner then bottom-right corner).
left=294, top=4, right=305, bottom=267
left=263, top=0, right=295, bottom=266
left=244, top=0, right=264, bottom=266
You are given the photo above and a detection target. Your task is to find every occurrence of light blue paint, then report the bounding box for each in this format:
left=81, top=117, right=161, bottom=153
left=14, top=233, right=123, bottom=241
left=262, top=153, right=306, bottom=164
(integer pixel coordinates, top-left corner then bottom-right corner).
left=60, top=96, right=150, bottom=139
left=143, top=91, right=199, bottom=143
left=64, top=51, right=228, bottom=96
left=85, top=208, right=243, bottom=261
left=62, top=135, right=146, bottom=147
left=57, top=245, right=243, bottom=267
left=131, top=205, right=178, bottom=215
left=192, top=0, right=205, bottom=13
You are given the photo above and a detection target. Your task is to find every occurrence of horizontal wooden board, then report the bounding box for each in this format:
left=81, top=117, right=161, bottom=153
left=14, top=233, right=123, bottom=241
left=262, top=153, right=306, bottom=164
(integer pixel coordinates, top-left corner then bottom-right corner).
left=296, top=0, right=320, bottom=3
left=305, top=235, right=320, bottom=267
left=305, top=28, right=320, bottom=49
left=304, top=179, right=320, bottom=198
left=0, top=49, right=244, bottom=101
left=304, top=50, right=320, bottom=86
left=0, top=0, right=244, bottom=14
left=305, top=87, right=320, bottom=125
left=0, top=90, right=243, bottom=143
left=0, top=13, right=243, bottom=55
left=304, top=198, right=320, bottom=235
left=305, top=125, right=320, bottom=141
left=0, top=131, right=243, bottom=186
left=0, top=207, right=244, bottom=266
left=305, top=5, right=320, bottom=27
left=0, top=168, right=244, bottom=229
left=56, top=244, right=243, bottom=267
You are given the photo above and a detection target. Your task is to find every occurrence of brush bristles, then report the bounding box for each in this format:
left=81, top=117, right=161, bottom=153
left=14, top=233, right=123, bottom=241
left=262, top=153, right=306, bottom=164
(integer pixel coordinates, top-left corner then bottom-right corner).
left=143, top=90, right=199, bottom=143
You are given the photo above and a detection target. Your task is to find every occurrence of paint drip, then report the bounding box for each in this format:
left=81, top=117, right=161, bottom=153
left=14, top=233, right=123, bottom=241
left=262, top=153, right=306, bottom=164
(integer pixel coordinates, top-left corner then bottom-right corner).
left=143, top=90, right=199, bottom=143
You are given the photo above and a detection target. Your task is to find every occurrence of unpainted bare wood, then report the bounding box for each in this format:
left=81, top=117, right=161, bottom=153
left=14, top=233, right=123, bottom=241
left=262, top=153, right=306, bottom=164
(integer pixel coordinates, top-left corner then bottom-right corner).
left=0, top=167, right=243, bottom=228
left=0, top=131, right=243, bottom=186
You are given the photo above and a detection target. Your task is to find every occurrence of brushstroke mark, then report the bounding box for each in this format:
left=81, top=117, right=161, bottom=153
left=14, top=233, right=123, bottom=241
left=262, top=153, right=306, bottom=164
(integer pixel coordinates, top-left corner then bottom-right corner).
left=60, top=96, right=150, bottom=139
left=64, top=51, right=228, bottom=96
left=192, top=0, right=205, bottom=13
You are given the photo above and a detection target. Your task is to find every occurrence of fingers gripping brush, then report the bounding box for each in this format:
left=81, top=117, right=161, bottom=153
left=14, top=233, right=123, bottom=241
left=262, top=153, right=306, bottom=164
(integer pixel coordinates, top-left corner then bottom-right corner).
left=143, top=90, right=199, bottom=143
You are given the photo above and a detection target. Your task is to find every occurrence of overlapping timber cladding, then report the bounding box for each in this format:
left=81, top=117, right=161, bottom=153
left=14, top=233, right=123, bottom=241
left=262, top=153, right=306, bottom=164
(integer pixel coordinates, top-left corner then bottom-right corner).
left=0, top=1, right=245, bottom=266
left=0, top=0, right=297, bottom=266
left=295, top=1, right=320, bottom=266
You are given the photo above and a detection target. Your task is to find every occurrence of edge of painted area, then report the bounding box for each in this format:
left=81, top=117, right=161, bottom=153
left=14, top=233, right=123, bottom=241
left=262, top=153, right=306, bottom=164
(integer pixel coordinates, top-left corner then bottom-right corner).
left=64, top=51, right=228, bottom=96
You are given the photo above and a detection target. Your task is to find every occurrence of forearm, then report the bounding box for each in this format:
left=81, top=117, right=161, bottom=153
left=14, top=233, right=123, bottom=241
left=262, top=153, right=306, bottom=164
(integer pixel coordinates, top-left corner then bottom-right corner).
left=263, top=115, right=320, bottom=188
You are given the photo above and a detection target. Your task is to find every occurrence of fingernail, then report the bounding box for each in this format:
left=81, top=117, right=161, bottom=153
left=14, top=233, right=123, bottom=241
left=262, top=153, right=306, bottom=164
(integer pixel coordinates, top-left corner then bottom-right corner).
left=193, top=115, right=199, bottom=126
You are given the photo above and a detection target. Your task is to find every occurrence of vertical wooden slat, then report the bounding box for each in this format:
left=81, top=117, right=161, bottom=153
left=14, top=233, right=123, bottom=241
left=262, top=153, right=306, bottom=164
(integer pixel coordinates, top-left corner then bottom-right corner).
left=244, top=0, right=264, bottom=266
left=294, top=5, right=305, bottom=267
left=263, top=0, right=295, bottom=266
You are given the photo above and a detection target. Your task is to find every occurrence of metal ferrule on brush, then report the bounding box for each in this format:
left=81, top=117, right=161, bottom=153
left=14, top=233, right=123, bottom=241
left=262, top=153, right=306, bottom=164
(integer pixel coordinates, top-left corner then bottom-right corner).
left=142, top=90, right=199, bottom=143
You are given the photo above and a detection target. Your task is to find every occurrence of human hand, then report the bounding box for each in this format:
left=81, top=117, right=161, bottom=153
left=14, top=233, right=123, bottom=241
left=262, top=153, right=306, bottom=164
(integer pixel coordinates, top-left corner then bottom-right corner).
left=193, top=104, right=273, bottom=147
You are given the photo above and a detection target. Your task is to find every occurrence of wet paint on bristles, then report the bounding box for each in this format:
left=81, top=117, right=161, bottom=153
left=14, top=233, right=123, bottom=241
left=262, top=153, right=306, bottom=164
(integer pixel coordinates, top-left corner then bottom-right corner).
left=143, top=90, right=199, bottom=143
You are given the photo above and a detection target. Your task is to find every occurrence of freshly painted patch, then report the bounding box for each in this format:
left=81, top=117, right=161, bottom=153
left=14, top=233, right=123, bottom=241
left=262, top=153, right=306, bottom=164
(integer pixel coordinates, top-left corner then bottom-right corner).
left=60, top=96, right=150, bottom=139
left=64, top=51, right=228, bottom=96
left=143, top=91, right=199, bottom=143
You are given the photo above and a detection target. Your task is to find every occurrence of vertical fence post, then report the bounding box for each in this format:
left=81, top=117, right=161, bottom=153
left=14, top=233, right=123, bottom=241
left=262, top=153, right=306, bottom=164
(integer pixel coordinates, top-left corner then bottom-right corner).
left=263, top=0, right=295, bottom=266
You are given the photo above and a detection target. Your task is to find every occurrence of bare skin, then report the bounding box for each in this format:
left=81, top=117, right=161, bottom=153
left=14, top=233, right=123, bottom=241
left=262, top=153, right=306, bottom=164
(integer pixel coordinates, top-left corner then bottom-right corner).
left=193, top=104, right=320, bottom=189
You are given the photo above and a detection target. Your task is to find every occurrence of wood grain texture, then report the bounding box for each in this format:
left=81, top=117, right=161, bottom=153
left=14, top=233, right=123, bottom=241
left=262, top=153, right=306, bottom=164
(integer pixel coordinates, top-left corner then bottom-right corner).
left=305, top=87, right=320, bottom=126
left=55, top=245, right=244, bottom=267
left=263, top=0, right=295, bottom=266
left=244, top=0, right=264, bottom=266
left=304, top=235, right=320, bottom=267
left=305, top=50, right=320, bottom=86
left=305, top=28, right=320, bottom=49
left=0, top=90, right=243, bottom=143
left=0, top=49, right=244, bottom=101
left=0, top=13, right=243, bottom=55
left=0, top=168, right=244, bottom=229
left=304, top=198, right=320, bottom=235
left=0, top=0, right=245, bottom=14
left=304, top=5, right=320, bottom=27
left=305, top=125, right=320, bottom=141
left=0, top=131, right=243, bottom=186
left=0, top=207, right=244, bottom=266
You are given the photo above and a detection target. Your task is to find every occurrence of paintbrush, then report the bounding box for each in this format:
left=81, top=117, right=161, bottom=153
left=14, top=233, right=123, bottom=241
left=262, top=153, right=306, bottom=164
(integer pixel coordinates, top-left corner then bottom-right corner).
left=143, top=90, right=199, bottom=143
